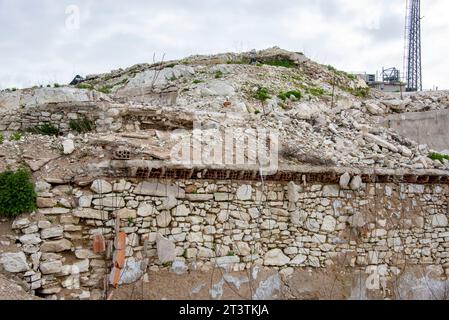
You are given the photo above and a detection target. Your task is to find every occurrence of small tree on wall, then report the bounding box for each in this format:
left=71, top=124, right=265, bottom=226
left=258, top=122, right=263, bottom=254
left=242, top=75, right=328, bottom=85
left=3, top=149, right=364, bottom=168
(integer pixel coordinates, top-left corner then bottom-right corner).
left=0, top=167, right=37, bottom=218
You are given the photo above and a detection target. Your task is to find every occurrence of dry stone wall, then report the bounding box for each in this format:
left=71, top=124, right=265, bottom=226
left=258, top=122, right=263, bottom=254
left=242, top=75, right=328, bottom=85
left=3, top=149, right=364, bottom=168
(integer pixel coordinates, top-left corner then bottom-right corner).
left=1, top=178, right=448, bottom=300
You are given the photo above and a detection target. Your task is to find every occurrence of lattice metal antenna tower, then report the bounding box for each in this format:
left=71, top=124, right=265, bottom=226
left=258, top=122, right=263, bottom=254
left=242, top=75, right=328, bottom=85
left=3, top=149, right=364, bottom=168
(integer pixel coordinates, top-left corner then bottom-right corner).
left=403, top=0, right=422, bottom=91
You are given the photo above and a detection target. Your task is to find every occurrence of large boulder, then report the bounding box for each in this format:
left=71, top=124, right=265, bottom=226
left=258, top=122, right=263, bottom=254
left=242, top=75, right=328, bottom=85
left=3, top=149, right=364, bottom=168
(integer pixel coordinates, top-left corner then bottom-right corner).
left=0, top=252, right=29, bottom=273
left=263, top=249, right=290, bottom=266
left=90, top=180, right=113, bottom=194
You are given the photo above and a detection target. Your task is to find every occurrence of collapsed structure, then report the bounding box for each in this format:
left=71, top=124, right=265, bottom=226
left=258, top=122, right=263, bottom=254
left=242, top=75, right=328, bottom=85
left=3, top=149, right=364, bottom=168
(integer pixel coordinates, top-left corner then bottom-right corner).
left=0, top=48, right=448, bottom=300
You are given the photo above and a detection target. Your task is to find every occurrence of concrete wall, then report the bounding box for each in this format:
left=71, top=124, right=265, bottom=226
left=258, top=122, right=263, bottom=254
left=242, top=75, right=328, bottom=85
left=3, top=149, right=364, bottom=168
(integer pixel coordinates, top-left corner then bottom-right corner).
left=381, top=109, right=449, bottom=152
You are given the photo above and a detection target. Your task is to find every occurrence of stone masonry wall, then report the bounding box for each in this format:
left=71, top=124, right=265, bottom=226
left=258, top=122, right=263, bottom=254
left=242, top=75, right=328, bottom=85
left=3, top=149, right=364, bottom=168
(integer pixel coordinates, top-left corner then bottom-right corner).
left=1, top=178, right=448, bottom=300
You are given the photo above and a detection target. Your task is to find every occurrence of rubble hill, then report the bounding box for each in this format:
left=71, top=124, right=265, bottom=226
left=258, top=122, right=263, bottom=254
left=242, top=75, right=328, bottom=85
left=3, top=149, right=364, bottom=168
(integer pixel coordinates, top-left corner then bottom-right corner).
left=0, top=47, right=448, bottom=180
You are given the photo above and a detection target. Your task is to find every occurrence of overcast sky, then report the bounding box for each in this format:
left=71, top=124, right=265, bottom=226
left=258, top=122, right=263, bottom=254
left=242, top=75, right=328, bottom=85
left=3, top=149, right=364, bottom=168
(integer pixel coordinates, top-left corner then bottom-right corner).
left=0, top=0, right=447, bottom=90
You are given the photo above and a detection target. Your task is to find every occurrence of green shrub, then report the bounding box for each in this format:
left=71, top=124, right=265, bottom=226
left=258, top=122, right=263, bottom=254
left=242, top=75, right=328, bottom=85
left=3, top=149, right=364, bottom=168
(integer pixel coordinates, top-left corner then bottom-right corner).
left=10, top=132, right=22, bottom=141
left=27, top=123, right=59, bottom=136
left=429, top=152, right=449, bottom=163
left=347, top=74, right=357, bottom=81
left=98, top=86, right=112, bottom=94
left=53, top=83, right=61, bottom=88
left=215, top=70, right=224, bottom=79
left=254, top=109, right=261, bottom=115
left=254, top=87, right=271, bottom=102
left=192, top=79, right=204, bottom=84
left=76, top=83, right=94, bottom=90
left=263, top=58, right=296, bottom=68
left=306, top=87, right=328, bottom=97
left=227, top=251, right=236, bottom=257
left=0, top=134, right=3, bottom=144
left=350, top=87, right=370, bottom=98
left=69, top=117, right=95, bottom=134
left=278, top=90, right=302, bottom=101
left=0, top=168, right=37, bottom=218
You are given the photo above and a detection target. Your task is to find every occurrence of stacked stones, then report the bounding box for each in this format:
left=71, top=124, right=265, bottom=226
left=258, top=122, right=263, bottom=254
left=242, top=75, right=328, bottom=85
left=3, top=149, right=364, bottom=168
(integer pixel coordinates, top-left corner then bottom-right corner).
left=1, top=178, right=448, bottom=300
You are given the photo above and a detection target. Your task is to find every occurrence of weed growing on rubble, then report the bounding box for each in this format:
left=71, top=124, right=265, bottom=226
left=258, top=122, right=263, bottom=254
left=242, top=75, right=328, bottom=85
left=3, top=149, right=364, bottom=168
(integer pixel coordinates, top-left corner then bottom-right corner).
left=350, top=87, right=370, bottom=98
left=0, top=134, right=3, bottom=144
left=76, top=83, right=94, bottom=90
left=262, top=58, right=296, bottom=68
left=27, top=123, right=59, bottom=136
left=10, top=132, right=22, bottom=141
left=429, top=152, right=449, bottom=163
left=192, top=79, right=204, bottom=84
left=278, top=90, right=302, bottom=101
left=69, top=117, right=95, bottom=134
left=98, top=86, right=112, bottom=94
left=215, top=70, right=224, bottom=79
left=306, top=86, right=328, bottom=97
left=0, top=167, right=37, bottom=218
left=254, top=87, right=271, bottom=102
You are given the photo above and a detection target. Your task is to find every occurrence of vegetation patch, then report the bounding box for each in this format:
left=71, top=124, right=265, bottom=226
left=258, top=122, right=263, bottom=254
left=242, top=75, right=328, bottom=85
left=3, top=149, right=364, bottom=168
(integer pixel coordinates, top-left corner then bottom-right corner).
left=69, top=117, right=95, bottom=134
left=10, top=132, right=22, bottom=141
left=350, top=87, right=370, bottom=98
left=0, top=167, right=37, bottom=218
left=192, top=79, right=204, bottom=84
left=0, top=134, right=3, bottom=145
left=214, top=70, right=224, bottom=79
left=262, top=58, right=296, bottom=68
left=306, top=86, right=329, bottom=97
left=278, top=90, right=302, bottom=101
left=429, top=152, right=449, bottom=163
left=98, top=86, right=112, bottom=94
left=27, top=123, right=59, bottom=136
left=76, top=83, right=94, bottom=90
left=253, top=87, right=271, bottom=102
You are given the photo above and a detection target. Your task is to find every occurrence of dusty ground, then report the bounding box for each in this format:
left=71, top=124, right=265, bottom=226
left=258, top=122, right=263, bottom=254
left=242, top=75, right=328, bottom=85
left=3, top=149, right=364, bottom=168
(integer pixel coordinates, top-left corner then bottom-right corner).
left=109, top=268, right=279, bottom=300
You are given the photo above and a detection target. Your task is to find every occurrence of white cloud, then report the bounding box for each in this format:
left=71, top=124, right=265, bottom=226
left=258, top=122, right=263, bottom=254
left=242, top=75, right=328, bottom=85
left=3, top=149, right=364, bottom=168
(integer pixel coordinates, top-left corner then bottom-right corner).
left=0, top=0, right=447, bottom=90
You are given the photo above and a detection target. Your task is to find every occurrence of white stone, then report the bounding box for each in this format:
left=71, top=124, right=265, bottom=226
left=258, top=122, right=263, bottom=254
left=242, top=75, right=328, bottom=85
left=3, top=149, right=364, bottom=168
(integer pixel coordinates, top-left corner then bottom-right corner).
left=156, top=211, right=172, bottom=228
left=236, top=185, right=252, bottom=201
left=290, top=254, right=307, bottom=266
left=19, top=233, right=42, bottom=245
left=73, top=259, right=90, bottom=273
left=160, top=195, right=178, bottom=211
left=40, top=260, right=63, bottom=274
left=432, top=214, right=448, bottom=228
left=322, top=185, right=340, bottom=197
left=90, top=180, right=113, bottom=194
left=157, top=234, right=176, bottom=263
left=137, top=203, right=157, bottom=217
left=41, top=225, right=64, bottom=239
left=350, top=176, right=363, bottom=191
left=63, top=139, right=75, bottom=155
left=263, top=249, right=290, bottom=266
left=35, top=180, right=52, bottom=193
left=134, top=182, right=185, bottom=198
left=339, top=172, right=351, bottom=189
left=261, top=220, right=278, bottom=230
left=321, top=216, right=337, bottom=232
left=287, top=181, right=302, bottom=203
left=0, top=252, right=28, bottom=273
left=73, top=208, right=106, bottom=220
left=40, top=239, right=72, bottom=253
left=78, top=195, right=93, bottom=208
left=172, top=204, right=190, bottom=217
